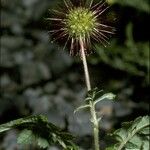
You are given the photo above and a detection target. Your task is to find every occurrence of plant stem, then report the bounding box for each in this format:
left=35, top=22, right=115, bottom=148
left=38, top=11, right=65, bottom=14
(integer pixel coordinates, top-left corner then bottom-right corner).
left=79, top=37, right=100, bottom=150
left=90, top=101, right=100, bottom=150
left=80, top=37, right=91, bottom=91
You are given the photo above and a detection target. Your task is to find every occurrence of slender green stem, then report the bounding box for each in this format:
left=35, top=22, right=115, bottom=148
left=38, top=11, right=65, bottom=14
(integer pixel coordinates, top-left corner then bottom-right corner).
left=79, top=37, right=100, bottom=150
left=80, top=37, right=91, bottom=91
left=90, top=101, right=100, bottom=150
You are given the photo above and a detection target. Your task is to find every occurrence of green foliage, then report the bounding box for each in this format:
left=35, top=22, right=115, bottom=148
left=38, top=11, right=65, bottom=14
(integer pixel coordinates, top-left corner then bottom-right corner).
left=108, top=0, right=150, bottom=13
left=17, top=130, right=34, bottom=145
left=0, top=115, right=78, bottom=149
left=93, top=23, right=149, bottom=82
left=74, top=88, right=115, bottom=113
left=86, top=88, right=115, bottom=103
left=107, top=116, right=150, bottom=150
left=0, top=0, right=149, bottom=149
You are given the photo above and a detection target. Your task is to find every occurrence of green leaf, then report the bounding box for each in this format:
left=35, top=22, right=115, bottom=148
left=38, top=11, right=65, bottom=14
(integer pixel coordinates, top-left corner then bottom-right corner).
left=94, top=93, right=115, bottom=106
left=0, top=115, right=78, bottom=149
left=94, top=22, right=149, bottom=84
left=86, top=88, right=115, bottom=104
left=37, top=137, right=50, bottom=148
left=107, top=116, right=150, bottom=150
left=17, top=129, right=34, bottom=145
left=139, top=126, right=150, bottom=135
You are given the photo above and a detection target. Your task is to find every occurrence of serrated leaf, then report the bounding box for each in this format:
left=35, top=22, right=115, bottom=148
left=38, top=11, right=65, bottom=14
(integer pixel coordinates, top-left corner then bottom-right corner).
left=0, top=115, right=78, bottom=149
left=37, top=137, right=50, bottom=148
left=125, top=141, right=140, bottom=149
left=139, top=126, right=150, bottom=135
left=107, top=116, right=150, bottom=150
left=17, top=129, right=34, bottom=144
left=141, top=140, right=150, bottom=150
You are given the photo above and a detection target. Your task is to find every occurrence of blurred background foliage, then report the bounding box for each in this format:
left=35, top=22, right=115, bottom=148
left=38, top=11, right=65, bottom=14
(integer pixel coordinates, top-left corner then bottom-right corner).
left=0, top=0, right=149, bottom=149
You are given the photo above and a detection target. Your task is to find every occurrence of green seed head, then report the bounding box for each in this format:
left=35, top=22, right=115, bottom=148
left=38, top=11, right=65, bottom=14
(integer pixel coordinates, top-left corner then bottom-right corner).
left=48, top=0, right=115, bottom=55
left=66, top=8, right=96, bottom=39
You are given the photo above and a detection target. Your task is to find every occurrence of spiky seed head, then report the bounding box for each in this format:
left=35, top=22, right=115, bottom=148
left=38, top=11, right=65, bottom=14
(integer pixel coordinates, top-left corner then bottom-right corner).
left=66, top=8, right=96, bottom=39
left=47, top=0, right=115, bottom=56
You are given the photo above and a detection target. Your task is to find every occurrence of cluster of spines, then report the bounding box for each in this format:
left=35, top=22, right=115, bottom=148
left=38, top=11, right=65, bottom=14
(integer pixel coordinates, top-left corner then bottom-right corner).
left=47, top=0, right=115, bottom=56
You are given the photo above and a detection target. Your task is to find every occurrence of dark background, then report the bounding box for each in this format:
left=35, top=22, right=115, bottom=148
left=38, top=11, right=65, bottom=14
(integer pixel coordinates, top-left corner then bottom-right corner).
left=0, top=0, right=149, bottom=149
